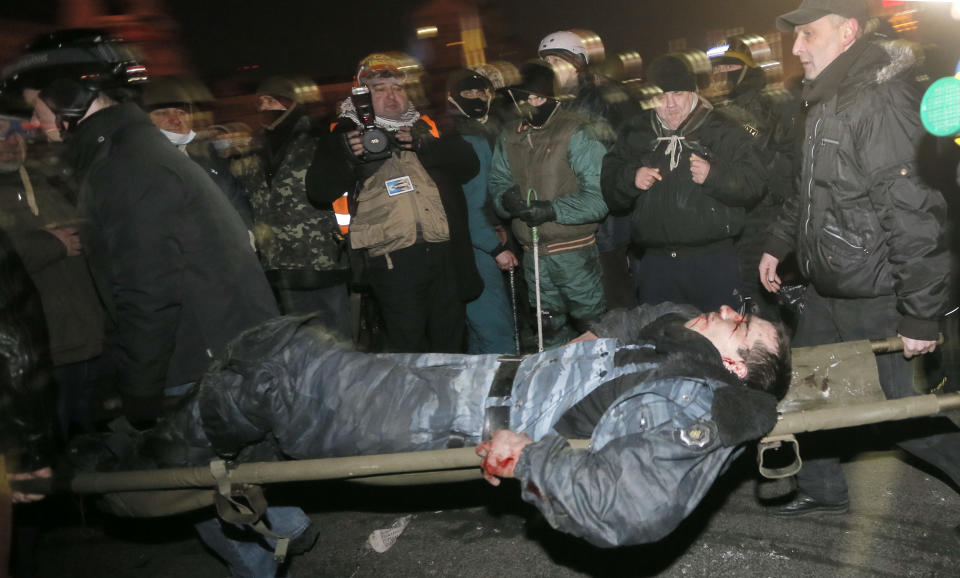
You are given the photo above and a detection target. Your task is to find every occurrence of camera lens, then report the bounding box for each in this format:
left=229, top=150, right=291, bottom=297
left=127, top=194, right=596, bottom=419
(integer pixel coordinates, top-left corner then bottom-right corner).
left=363, top=128, right=389, bottom=154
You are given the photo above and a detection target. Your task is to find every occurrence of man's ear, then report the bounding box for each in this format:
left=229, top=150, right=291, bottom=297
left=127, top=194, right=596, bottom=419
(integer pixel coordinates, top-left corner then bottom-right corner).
left=722, top=356, right=748, bottom=379
left=840, top=18, right=859, bottom=48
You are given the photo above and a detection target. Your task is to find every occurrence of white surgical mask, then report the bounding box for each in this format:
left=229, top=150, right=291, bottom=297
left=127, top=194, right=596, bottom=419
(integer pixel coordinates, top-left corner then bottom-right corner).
left=160, top=129, right=197, bottom=146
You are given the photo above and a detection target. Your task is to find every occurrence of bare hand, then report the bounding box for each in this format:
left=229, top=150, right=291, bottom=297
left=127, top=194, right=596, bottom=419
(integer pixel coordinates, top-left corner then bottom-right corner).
left=495, top=250, right=519, bottom=270
left=345, top=130, right=364, bottom=158
left=475, top=429, right=532, bottom=486
left=569, top=331, right=598, bottom=344
left=47, top=226, right=82, bottom=256
left=900, top=335, right=937, bottom=359
left=690, top=154, right=711, bottom=185
left=634, top=166, right=662, bottom=191
left=759, top=252, right=781, bottom=293
left=9, top=467, right=52, bottom=503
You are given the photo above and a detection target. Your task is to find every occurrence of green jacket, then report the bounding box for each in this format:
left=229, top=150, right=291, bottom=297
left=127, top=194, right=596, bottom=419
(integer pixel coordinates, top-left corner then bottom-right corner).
left=488, top=109, right=608, bottom=247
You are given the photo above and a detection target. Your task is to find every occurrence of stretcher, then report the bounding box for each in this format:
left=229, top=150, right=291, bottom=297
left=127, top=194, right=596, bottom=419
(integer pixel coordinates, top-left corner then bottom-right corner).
left=14, top=337, right=960, bottom=515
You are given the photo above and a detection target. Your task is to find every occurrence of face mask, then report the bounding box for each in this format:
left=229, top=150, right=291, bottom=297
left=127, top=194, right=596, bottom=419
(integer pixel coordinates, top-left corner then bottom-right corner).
left=452, top=95, right=490, bottom=119
left=212, top=139, right=232, bottom=152
left=525, top=99, right=559, bottom=128
left=262, top=110, right=287, bottom=126
left=160, top=129, right=196, bottom=146
left=726, top=68, right=746, bottom=91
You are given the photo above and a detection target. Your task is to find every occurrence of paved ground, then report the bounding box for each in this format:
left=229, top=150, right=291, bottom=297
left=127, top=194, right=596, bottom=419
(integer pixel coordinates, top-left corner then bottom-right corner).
left=22, top=442, right=960, bottom=578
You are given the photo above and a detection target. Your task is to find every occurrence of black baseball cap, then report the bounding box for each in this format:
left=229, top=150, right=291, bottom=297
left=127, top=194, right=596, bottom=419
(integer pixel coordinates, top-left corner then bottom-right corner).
left=776, top=0, right=871, bottom=32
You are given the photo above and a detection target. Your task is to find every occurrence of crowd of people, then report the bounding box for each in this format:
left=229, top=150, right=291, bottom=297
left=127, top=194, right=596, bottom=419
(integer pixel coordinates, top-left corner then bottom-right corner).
left=0, top=0, right=958, bottom=576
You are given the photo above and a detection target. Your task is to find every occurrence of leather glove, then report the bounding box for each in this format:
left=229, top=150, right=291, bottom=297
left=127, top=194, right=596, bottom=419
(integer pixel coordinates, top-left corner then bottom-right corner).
left=516, top=200, right=556, bottom=227
left=500, top=187, right=528, bottom=217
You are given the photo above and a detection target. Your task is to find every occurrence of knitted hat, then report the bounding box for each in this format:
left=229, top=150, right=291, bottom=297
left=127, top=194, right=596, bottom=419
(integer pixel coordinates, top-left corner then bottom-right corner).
left=648, top=55, right=698, bottom=93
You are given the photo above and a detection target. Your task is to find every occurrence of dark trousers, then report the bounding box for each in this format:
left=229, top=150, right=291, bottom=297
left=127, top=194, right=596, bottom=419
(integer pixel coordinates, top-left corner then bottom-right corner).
left=53, top=357, right=100, bottom=440
left=793, top=288, right=960, bottom=503
left=631, top=244, right=741, bottom=312
left=367, top=242, right=465, bottom=353
left=275, top=283, right=351, bottom=340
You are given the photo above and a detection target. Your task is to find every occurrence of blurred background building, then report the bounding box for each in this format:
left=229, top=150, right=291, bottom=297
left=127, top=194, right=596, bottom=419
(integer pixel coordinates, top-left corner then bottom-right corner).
left=2, top=0, right=959, bottom=122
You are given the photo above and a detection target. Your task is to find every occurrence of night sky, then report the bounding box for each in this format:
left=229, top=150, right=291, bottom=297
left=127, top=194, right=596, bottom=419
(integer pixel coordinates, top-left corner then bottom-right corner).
left=3, top=1, right=959, bottom=81
left=1, top=0, right=800, bottom=77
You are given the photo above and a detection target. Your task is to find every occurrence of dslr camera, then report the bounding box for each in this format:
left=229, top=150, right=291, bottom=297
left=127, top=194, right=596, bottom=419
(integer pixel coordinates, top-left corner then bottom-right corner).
left=351, top=85, right=392, bottom=161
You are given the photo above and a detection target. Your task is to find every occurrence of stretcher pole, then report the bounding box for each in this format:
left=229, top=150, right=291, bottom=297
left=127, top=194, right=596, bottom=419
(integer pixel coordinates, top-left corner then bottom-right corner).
left=526, top=188, right=543, bottom=353
left=508, top=269, right=520, bottom=354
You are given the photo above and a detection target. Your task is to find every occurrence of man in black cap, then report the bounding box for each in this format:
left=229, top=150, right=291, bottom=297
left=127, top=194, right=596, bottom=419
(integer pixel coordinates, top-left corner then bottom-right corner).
left=488, top=62, right=609, bottom=348
left=760, top=0, right=959, bottom=516
left=602, top=53, right=766, bottom=313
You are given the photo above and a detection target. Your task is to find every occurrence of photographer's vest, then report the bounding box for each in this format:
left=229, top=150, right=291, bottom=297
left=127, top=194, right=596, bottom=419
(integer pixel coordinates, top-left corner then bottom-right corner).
left=504, top=111, right=598, bottom=252
left=349, top=150, right=449, bottom=260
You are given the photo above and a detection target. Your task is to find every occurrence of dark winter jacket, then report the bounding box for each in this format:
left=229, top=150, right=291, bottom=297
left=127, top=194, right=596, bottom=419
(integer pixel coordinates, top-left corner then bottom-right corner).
left=602, top=100, right=767, bottom=248
left=62, top=102, right=279, bottom=416
left=184, top=140, right=254, bottom=228
left=0, top=168, right=103, bottom=366
left=306, top=115, right=483, bottom=301
left=763, top=39, right=952, bottom=340
left=0, top=229, right=56, bottom=471
left=124, top=303, right=777, bottom=548
left=567, top=73, right=639, bottom=148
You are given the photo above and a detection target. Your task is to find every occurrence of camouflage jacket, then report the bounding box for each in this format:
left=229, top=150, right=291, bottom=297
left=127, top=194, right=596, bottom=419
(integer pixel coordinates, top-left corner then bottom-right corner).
left=246, top=114, right=347, bottom=273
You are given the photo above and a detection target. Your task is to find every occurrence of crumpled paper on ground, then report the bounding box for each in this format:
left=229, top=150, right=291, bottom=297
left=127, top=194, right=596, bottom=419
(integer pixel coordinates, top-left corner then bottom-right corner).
left=367, top=515, right=413, bottom=553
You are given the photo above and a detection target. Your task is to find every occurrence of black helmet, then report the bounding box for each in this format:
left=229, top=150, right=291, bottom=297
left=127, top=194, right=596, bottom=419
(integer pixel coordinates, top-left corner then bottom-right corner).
left=1, top=29, right=147, bottom=122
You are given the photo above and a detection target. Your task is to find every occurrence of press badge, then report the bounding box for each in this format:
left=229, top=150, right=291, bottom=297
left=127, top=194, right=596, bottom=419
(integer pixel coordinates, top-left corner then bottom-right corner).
left=385, top=176, right=415, bottom=196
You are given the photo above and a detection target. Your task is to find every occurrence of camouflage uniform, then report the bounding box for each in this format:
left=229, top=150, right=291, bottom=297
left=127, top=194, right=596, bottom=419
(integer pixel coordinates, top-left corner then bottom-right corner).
left=246, top=115, right=346, bottom=274
left=244, top=113, right=350, bottom=333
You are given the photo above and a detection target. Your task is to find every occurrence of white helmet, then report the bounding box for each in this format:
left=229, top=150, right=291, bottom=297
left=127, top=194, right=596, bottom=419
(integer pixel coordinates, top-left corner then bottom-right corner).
left=538, top=30, right=590, bottom=64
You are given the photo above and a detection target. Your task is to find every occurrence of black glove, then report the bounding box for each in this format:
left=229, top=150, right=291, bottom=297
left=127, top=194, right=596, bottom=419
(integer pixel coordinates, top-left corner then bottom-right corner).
left=501, top=187, right=527, bottom=217
left=516, top=200, right=556, bottom=227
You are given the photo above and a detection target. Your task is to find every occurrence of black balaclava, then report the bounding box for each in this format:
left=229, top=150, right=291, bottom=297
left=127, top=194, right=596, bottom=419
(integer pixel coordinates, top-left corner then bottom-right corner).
left=448, top=71, right=493, bottom=120
left=524, top=98, right=560, bottom=128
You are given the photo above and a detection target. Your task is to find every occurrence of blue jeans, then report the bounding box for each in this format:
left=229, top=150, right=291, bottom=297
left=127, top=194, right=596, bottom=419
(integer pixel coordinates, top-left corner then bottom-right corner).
left=195, top=506, right=311, bottom=578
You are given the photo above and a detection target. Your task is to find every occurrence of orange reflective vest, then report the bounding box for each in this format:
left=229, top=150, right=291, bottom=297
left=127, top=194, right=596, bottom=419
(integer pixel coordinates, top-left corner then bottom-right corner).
left=332, top=192, right=350, bottom=235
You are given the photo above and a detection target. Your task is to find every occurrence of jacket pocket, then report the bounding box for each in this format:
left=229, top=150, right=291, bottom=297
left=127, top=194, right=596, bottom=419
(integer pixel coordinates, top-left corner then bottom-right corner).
left=816, top=224, right=868, bottom=272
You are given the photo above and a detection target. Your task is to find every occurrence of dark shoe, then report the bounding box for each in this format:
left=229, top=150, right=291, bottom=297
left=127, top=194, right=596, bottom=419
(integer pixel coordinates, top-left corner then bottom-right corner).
left=287, top=522, right=321, bottom=556
left=766, top=492, right=849, bottom=517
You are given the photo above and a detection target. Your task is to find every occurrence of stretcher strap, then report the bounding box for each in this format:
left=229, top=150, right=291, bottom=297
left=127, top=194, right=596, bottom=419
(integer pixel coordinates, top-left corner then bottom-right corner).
left=210, top=460, right=291, bottom=562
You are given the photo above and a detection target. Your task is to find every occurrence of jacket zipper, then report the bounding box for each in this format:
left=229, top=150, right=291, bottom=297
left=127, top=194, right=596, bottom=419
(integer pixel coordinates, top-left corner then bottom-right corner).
left=803, top=115, right=823, bottom=277
left=822, top=228, right=865, bottom=250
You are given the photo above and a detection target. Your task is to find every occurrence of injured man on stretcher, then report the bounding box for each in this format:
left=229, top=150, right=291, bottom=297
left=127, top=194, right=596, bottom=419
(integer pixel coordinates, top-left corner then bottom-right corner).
left=96, top=302, right=791, bottom=548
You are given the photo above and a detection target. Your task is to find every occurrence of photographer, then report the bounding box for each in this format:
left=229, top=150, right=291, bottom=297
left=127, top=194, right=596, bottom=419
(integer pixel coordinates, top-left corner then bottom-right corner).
left=307, top=54, right=481, bottom=353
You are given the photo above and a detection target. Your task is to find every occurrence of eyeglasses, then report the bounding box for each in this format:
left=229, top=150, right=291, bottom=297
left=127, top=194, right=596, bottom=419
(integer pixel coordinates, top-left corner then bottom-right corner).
left=737, top=294, right=753, bottom=318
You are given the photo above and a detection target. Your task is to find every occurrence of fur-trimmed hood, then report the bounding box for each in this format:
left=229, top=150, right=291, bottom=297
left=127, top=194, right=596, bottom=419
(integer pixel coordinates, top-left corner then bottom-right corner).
left=873, top=39, right=920, bottom=84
